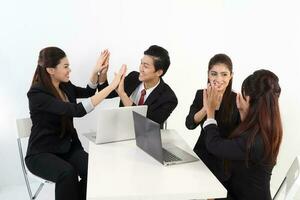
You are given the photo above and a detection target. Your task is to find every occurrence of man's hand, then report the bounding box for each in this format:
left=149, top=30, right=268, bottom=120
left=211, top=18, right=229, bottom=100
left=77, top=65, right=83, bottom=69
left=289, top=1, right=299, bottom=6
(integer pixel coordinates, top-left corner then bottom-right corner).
left=110, top=64, right=127, bottom=90
left=94, top=49, right=110, bottom=83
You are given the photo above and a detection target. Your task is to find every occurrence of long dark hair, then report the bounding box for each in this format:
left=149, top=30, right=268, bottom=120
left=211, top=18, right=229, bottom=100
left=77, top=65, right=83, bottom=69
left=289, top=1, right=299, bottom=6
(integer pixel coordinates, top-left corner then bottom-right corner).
left=208, top=54, right=234, bottom=125
left=230, top=69, right=282, bottom=165
left=31, top=47, right=73, bottom=137
left=32, top=47, right=66, bottom=93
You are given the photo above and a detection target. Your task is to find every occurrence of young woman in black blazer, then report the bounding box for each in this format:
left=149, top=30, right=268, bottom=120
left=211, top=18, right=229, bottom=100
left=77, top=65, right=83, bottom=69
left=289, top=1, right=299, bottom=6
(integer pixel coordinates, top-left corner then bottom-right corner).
left=203, top=69, right=282, bottom=200
left=185, top=54, right=240, bottom=185
left=25, top=47, right=125, bottom=200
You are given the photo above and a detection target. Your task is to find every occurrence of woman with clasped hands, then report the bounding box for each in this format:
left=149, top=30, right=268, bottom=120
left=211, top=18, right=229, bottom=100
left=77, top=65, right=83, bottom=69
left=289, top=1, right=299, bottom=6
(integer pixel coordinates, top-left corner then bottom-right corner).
left=202, top=69, right=283, bottom=200
left=25, top=47, right=126, bottom=200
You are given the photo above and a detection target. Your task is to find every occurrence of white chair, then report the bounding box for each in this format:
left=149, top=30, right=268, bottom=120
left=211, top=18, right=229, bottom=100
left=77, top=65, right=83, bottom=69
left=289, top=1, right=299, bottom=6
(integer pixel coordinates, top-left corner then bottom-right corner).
left=273, top=156, right=300, bottom=200
left=16, top=118, right=53, bottom=200
left=163, top=120, right=168, bottom=130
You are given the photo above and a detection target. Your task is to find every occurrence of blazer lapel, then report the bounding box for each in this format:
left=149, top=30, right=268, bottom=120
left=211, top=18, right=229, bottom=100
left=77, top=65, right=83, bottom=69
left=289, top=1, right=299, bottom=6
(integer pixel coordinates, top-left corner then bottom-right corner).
left=144, top=79, right=164, bottom=105
left=60, top=83, right=75, bottom=103
left=125, top=73, right=142, bottom=96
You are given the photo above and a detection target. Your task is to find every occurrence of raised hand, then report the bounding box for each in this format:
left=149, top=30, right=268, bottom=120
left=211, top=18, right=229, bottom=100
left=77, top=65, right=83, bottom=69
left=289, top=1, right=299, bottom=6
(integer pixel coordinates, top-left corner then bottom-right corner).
left=116, top=66, right=126, bottom=96
left=236, top=93, right=250, bottom=121
left=94, top=49, right=110, bottom=74
left=110, top=64, right=127, bottom=89
left=204, top=84, right=223, bottom=118
left=90, top=49, right=110, bottom=84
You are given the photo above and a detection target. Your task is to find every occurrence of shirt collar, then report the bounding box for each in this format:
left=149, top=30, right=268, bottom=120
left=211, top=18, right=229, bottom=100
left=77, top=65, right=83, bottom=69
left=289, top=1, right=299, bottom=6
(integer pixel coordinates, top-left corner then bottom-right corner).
left=139, top=79, right=160, bottom=95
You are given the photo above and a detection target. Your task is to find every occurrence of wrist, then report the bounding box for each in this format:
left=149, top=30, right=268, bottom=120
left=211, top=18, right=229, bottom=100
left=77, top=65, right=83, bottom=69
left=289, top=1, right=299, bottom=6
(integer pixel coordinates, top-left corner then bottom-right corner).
left=99, top=74, right=107, bottom=83
left=90, top=79, right=97, bottom=85
left=92, top=67, right=99, bottom=75
left=206, top=109, right=215, bottom=118
left=107, top=84, right=115, bottom=92
left=119, top=91, right=128, bottom=99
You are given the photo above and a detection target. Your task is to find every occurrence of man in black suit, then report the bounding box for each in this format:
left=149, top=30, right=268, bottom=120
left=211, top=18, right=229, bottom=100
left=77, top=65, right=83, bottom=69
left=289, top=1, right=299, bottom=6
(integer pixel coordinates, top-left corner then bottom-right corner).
left=97, top=45, right=178, bottom=127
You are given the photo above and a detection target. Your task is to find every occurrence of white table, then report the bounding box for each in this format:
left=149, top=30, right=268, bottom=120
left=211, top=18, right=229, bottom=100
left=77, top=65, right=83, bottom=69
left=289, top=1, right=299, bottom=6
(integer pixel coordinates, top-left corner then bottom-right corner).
left=86, top=130, right=227, bottom=200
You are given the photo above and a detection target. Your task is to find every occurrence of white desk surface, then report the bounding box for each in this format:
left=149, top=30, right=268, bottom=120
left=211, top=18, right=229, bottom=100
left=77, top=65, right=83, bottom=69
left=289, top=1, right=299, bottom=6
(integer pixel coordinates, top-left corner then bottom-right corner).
left=87, top=130, right=227, bottom=200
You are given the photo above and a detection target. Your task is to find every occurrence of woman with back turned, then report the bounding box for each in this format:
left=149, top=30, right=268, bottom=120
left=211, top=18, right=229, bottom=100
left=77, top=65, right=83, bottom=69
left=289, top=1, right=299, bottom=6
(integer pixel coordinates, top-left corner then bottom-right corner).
left=203, top=69, right=282, bottom=199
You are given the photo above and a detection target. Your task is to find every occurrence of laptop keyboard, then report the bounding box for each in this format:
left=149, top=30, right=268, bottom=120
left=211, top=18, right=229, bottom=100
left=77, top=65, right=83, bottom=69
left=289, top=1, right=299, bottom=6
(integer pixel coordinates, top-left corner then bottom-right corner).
left=162, top=148, right=182, bottom=162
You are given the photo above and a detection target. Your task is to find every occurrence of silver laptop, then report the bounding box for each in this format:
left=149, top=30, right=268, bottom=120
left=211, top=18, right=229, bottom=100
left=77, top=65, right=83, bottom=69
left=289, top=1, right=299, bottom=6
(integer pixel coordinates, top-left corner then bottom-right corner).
left=132, top=111, right=198, bottom=166
left=84, top=106, right=147, bottom=144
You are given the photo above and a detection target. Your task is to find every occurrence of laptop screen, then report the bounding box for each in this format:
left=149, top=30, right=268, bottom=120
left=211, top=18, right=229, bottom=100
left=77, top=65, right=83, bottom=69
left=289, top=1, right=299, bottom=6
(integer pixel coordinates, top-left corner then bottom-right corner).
left=132, top=111, right=164, bottom=164
left=95, top=106, right=147, bottom=143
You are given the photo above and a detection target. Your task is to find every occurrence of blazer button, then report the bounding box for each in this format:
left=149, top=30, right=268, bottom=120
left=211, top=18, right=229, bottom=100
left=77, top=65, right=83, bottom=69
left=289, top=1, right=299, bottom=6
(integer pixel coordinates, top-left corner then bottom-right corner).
left=70, top=139, right=73, bottom=142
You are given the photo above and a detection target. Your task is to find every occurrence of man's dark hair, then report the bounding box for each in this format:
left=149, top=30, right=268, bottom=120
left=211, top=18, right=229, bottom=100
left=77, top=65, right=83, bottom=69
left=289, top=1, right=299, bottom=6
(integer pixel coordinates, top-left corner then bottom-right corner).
left=144, top=45, right=170, bottom=77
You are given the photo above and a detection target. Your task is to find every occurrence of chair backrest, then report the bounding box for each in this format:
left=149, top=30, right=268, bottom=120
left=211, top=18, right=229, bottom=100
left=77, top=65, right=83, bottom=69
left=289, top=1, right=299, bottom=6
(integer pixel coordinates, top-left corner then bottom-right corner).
left=16, top=118, right=32, bottom=139
left=16, top=117, right=52, bottom=199
left=285, top=157, right=300, bottom=199
left=273, top=157, right=300, bottom=199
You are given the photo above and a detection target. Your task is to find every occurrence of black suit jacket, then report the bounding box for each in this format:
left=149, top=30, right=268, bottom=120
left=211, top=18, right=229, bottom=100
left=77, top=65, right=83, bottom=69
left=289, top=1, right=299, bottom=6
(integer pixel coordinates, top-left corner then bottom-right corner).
left=185, top=89, right=240, bottom=182
left=26, top=81, right=96, bottom=157
left=97, top=71, right=178, bottom=127
left=204, top=124, right=273, bottom=200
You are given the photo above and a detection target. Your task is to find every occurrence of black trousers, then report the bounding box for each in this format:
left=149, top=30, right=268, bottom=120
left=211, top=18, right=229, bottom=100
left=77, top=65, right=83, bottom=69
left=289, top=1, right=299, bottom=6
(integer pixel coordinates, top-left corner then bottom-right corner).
left=25, top=147, right=88, bottom=200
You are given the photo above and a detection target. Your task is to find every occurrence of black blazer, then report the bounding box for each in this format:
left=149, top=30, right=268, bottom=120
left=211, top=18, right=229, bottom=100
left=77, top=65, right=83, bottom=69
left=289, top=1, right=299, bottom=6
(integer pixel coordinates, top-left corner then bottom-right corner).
left=185, top=89, right=240, bottom=182
left=26, top=82, right=96, bottom=157
left=97, top=71, right=178, bottom=127
left=204, top=124, right=273, bottom=200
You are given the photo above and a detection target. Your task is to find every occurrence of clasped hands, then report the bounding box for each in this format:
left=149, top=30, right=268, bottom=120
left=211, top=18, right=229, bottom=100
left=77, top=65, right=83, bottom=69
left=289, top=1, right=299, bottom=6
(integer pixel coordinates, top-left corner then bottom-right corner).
left=203, top=84, right=223, bottom=118
left=93, top=49, right=127, bottom=94
left=203, top=84, right=250, bottom=121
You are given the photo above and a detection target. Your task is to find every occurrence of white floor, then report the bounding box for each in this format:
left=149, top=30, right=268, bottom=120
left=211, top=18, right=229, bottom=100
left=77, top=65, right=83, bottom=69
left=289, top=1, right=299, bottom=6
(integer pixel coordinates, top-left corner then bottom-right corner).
left=2, top=182, right=300, bottom=200
left=0, top=182, right=55, bottom=200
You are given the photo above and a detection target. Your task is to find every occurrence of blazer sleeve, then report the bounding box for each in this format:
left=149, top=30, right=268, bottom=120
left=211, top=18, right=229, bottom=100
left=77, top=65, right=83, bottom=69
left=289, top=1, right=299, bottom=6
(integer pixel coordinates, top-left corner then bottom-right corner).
left=185, top=90, right=205, bottom=130
left=203, top=124, right=247, bottom=160
left=70, top=82, right=97, bottom=99
left=28, top=89, right=88, bottom=118
left=97, top=80, right=118, bottom=98
left=203, top=124, right=265, bottom=161
left=147, top=94, right=178, bottom=125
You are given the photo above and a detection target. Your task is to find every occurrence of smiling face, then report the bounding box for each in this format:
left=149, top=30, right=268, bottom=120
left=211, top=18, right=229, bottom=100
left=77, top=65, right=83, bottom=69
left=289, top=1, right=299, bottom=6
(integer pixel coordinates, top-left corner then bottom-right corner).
left=47, top=57, right=71, bottom=84
left=138, top=55, right=162, bottom=83
left=208, top=63, right=232, bottom=92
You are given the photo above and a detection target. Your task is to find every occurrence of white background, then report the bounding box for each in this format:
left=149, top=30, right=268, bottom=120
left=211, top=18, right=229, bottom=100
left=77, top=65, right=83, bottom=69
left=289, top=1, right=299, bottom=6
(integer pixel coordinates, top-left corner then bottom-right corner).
left=1, top=0, right=300, bottom=196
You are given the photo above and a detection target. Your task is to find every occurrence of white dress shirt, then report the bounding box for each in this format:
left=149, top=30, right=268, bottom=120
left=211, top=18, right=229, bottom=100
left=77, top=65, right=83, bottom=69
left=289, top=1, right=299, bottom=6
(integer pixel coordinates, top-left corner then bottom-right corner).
left=130, top=80, right=160, bottom=105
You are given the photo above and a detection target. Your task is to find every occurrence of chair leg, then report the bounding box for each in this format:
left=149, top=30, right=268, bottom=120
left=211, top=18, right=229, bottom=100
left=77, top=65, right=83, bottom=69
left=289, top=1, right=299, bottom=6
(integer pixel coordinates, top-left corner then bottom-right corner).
left=17, top=139, right=34, bottom=199
left=23, top=172, right=34, bottom=199
left=32, top=183, right=45, bottom=199
left=18, top=138, right=49, bottom=199
left=272, top=177, right=286, bottom=200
